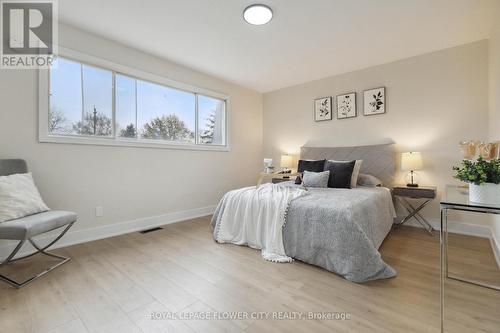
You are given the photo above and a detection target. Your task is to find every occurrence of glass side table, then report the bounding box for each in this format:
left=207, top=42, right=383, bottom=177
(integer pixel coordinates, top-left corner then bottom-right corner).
left=440, top=185, right=500, bottom=333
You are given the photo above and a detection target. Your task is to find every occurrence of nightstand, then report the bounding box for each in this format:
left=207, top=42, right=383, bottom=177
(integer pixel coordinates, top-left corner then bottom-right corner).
left=393, top=185, right=437, bottom=234
left=257, top=172, right=298, bottom=187
left=272, top=177, right=293, bottom=184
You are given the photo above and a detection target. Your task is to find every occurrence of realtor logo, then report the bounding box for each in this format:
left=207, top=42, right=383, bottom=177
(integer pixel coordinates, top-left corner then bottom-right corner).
left=1, top=0, right=57, bottom=69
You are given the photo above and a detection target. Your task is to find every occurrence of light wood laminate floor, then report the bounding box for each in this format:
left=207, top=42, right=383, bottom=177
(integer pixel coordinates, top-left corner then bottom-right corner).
left=1, top=216, right=499, bottom=333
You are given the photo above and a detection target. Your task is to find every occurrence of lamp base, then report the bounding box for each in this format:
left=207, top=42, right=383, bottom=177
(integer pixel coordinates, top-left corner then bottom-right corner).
left=406, top=183, right=419, bottom=188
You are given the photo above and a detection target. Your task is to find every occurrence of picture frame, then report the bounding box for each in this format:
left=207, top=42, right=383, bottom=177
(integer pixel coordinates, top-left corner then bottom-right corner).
left=363, top=87, right=385, bottom=116
left=336, top=93, right=356, bottom=119
left=314, top=97, right=332, bottom=121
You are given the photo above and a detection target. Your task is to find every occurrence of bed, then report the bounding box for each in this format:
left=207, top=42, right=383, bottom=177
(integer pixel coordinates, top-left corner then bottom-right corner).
left=211, top=143, right=398, bottom=283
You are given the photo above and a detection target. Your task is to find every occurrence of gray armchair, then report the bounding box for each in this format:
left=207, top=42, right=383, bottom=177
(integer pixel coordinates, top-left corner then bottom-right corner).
left=0, top=159, right=77, bottom=288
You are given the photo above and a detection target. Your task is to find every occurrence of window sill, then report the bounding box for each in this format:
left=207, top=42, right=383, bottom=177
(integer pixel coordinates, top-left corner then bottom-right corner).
left=39, top=134, right=230, bottom=152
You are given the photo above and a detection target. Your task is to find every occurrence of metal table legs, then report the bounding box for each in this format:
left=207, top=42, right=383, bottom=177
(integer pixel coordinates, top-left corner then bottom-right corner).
left=396, top=197, right=434, bottom=234
left=440, top=206, right=500, bottom=333
left=440, top=208, right=447, bottom=333
left=441, top=207, right=500, bottom=291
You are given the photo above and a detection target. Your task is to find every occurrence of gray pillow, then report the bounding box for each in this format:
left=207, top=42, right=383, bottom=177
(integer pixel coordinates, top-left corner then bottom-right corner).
left=302, top=170, right=330, bottom=188
left=357, top=173, right=383, bottom=187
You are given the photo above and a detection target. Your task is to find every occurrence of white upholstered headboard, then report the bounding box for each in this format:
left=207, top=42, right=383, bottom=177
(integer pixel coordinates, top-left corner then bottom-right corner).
left=300, top=143, right=397, bottom=187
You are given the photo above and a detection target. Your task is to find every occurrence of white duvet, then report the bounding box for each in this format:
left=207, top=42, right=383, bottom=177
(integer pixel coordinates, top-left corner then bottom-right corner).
left=215, top=183, right=307, bottom=262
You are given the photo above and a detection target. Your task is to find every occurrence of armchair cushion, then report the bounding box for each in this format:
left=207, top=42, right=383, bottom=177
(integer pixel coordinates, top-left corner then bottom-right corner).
left=0, top=210, right=77, bottom=240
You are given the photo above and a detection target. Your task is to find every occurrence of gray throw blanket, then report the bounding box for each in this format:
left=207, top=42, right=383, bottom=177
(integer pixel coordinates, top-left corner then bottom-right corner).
left=212, top=183, right=397, bottom=283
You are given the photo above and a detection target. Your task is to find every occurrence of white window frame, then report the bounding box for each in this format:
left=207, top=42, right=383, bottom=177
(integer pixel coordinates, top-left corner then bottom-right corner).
left=39, top=47, right=230, bottom=151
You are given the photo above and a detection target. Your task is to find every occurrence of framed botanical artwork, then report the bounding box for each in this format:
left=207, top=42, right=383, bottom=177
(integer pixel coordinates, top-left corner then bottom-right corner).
left=314, top=97, right=332, bottom=121
left=363, top=87, right=385, bottom=116
left=336, top=93, right=356, bottom=119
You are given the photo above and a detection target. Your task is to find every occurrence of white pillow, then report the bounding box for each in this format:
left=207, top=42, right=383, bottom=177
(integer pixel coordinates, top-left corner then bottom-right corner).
left=327, top=160, right=363, bottom=188
left=357, top=173, right=383, bottom=187
left=0, top=173, right=49, bottom=223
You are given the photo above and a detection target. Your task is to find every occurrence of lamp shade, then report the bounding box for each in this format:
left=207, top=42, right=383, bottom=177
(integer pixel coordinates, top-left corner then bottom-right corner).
left=280, top=154, right=293, bottom=169
left=401, top=152, right=423, bottom=171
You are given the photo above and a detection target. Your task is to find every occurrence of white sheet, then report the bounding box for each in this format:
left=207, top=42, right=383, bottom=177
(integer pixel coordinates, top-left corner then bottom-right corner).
left=215, top=183, right=307, bottom=262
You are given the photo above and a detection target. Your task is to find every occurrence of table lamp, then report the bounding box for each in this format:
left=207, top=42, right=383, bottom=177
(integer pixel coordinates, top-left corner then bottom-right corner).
left=280, top=154, right=293, bottom=171
left=280, top=154, right=293, bottom=178
left=263, top=158, right=273, bottom=173
left=401, top=152, right=423, bottom=187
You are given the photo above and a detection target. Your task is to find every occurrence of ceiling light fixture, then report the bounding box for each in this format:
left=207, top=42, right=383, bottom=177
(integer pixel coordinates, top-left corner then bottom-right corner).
left=243, top=4, right=273, bottom=26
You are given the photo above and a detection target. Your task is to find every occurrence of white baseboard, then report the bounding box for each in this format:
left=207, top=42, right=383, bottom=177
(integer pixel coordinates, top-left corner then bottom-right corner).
left=404, top=217, right=491, bottom=237
left=0, top=205, right=216, bottom=258
left=404, top=218, right=500, bottom=268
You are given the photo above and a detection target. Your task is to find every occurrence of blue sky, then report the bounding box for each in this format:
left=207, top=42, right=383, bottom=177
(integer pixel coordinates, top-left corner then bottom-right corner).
left=50, top=57, right=220, bottom=135
left=50, top=58, right=82, bottom=124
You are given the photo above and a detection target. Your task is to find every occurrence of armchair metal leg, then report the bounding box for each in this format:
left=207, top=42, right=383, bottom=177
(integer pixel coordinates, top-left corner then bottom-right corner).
left=0, top=240, right=25, bottom=265
left=0, top=222, right=75, bottom=289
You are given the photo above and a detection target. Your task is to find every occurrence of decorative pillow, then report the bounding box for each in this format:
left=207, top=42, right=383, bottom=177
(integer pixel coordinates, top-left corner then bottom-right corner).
left=0, top=173, right=49, bottom=223
left=326, top=159, right=363, bottom=188
left=323, top=160, right=356, bottom=188
left=302, top=170, right=330, bottom=188
left=295, top=159, right=326, bottom=184
left=357, top=173, right=383, bottom=187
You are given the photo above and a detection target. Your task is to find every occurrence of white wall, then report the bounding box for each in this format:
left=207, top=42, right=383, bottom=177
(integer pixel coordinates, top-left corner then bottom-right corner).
left=263, top=40, right=489, bottom=225
left=490, top=5, right=500, bottom=142
left=488, top=5, right=500, bottom=262
left=0, top=24, right=263, bottom=249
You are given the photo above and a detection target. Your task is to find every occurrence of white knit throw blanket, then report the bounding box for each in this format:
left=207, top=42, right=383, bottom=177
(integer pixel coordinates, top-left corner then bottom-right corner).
left=216, top=183, right=307, bottom=263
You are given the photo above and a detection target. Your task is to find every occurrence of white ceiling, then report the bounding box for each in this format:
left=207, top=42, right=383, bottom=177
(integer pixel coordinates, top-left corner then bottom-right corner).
left=59, top=0, right=499, bottom=92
